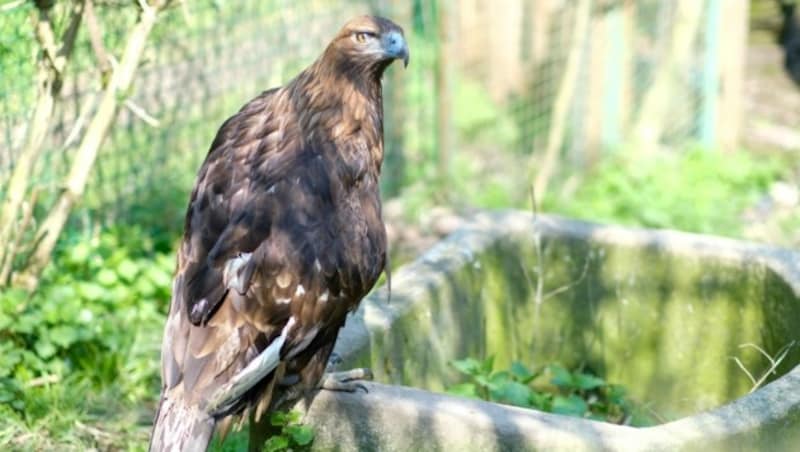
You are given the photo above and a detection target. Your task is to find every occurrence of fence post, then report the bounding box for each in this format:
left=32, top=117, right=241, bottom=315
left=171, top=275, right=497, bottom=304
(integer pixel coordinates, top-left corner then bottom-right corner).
left=700, top=0, right=722, bottom=148
left=716, top=0, right=749, bottom=152
left=436, top=0, right=454, bottom=193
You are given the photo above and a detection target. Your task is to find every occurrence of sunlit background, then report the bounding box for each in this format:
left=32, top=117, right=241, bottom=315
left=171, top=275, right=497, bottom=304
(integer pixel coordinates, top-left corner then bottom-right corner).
left=0, top=0, right=798, bottom=449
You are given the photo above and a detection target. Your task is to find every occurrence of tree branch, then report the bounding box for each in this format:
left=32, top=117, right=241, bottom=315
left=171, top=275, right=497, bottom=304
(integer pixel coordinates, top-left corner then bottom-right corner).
left=0, top=1, right=84, bottom=287
left=84, top=0, right=112, bottom=84
left=17, top=1, right=167, bottom=289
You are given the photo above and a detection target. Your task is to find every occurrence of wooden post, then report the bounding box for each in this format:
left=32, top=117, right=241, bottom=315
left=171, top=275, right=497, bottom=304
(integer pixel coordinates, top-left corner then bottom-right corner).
left=716, top=0, right=749, bottom=152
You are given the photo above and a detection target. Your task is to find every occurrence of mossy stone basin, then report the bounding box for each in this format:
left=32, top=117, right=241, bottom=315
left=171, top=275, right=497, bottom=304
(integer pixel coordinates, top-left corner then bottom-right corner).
left=299, top=211, right=800, bottom=451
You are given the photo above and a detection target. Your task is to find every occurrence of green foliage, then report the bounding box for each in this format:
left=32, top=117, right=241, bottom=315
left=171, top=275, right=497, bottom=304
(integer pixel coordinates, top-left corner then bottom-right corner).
left=447, top=357, right=655, bottom=426
left=263, top=410, right=315, bottom=452
left=545, top=148, right=786, bottom=237
left=0, top=225, right=174, bottom=448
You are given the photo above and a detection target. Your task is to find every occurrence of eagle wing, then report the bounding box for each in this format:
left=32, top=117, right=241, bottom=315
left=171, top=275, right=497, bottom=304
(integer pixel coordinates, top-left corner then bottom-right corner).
left=160, top=86, right=366, bottom=414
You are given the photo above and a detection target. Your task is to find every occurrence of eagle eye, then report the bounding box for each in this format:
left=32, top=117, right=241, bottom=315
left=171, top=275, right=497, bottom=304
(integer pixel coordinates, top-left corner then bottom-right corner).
left=354, top=31, right=376, bottom=44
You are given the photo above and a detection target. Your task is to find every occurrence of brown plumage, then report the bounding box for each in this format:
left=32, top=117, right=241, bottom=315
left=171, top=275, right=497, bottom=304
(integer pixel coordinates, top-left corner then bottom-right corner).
left=149, top=16, right=408, bottom=451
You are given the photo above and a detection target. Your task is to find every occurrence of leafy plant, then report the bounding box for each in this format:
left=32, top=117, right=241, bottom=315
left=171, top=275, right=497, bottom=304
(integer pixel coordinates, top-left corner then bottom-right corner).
left=0, top=225, right=175, bottom=448
left=447, top=356, right=655, bottom=426
left=262, top=410, right=315, bottom=452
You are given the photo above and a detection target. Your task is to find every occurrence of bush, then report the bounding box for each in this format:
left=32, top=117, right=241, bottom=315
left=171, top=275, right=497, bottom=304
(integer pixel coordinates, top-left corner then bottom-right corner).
left=545, top=148, right=786, bottom=236
left=0, top=225, right=175, bottom=448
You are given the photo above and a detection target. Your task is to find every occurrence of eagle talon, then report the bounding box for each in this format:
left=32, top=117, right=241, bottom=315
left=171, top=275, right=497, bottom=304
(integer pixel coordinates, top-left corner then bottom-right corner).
left=319, top=368, right=373, bottom=393
left=325, top=352, right=344, bottom=372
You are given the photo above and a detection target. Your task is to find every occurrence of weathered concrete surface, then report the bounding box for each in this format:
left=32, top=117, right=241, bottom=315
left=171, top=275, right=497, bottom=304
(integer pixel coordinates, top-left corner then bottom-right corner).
left=295, top=210, right=800, bottom=451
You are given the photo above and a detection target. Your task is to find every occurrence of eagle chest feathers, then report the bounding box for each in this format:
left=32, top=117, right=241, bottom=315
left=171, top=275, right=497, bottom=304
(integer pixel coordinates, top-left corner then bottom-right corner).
left=151, top=15, right=408, bottom=452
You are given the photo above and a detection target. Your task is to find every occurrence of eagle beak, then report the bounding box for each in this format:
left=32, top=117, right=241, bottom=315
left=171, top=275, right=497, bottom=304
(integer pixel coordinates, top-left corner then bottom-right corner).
left=383, top=30, right=409, bottom=68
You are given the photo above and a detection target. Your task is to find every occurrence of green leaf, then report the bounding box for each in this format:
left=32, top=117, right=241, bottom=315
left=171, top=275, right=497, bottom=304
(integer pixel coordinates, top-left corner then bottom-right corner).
left=480, top=356, right=495, bottom=375
left=510, top=361, right=536, bottom=383
left=608, top=384, right=627, bottom=406
left=285, top=410, right=303, bottom=424
left=116, top=259, right=140, bottom=282
left=287, top=424, right=314, bottom=446
left=574, top=373, right=605, bottom=391
left=96, top=268, right=118, bottom=287
left=529, top=391, right=551, bottom=410
left=552, top=395, right=588, bottom=417
left=34, top=340, right=56, bottom=359
left=446, top=383, right=479, bottom=399
left=134, top=278, right=156, bottom=298
left=493, top=380, right=533, bottom=407
left=263, top=435, right=289, bottom=452
left=486, top=371, right=513, bottom=394
left=69, top=243, right=92, bottom=264
left=548, top=364, right=574, bottom=389
left=451, top=358, right=482, bottom=377
left=77, top=282, right=106, bottom=302
left=49, top=326, right=78, bottom=348
left=145, top=265, right=172, bottom=289
left=269, top=411, right=289, bottom=427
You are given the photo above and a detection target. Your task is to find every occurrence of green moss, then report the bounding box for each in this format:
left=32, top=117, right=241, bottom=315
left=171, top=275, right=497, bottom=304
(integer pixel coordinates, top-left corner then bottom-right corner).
left=356, top=231, right=800, bottom=423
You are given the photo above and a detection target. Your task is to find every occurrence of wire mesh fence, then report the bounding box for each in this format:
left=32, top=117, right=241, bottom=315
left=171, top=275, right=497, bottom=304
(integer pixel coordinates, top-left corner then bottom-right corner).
left=0, top=0, right=746, bottom=235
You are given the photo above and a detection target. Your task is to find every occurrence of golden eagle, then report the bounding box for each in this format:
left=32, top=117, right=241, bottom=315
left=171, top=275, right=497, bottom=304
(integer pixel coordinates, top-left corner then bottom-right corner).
left=149, top=15, right=408, bottom=451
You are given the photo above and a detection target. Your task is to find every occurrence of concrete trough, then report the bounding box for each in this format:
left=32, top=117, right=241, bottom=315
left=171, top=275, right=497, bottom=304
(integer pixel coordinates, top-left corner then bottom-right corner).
left=295, top=211, right=800, bottom=451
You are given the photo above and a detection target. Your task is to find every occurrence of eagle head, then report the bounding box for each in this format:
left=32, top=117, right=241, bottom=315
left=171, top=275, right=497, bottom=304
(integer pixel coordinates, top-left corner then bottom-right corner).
left=325, top=15, right=409, bottom=77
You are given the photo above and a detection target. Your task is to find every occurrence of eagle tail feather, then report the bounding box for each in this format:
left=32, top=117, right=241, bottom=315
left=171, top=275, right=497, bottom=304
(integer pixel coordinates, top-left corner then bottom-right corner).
left=149, top=394, right=216, bottom=452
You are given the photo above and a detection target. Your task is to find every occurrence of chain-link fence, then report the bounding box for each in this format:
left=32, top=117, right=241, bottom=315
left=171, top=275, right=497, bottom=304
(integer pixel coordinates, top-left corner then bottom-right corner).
left=0, top=0, right=746, bottom=235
